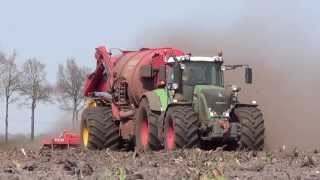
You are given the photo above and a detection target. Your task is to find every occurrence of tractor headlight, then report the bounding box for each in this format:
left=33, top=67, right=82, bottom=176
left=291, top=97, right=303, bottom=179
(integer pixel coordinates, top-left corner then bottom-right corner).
left=231, top=85, right=241, bottom=92
left=172, top=83, right=179, bottom=90
left=223, top=111, right=230, bottom=117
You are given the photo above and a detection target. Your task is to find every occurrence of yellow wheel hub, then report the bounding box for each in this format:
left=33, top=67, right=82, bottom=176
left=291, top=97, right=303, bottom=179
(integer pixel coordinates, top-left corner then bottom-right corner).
left=82, top=128, right=89, bottom=147
left=85, top=99, right=96, bottom=108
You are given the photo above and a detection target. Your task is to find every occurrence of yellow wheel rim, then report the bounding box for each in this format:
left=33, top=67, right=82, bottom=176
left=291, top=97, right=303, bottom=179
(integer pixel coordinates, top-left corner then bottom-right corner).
left=82, top=128, right=89, bottom=147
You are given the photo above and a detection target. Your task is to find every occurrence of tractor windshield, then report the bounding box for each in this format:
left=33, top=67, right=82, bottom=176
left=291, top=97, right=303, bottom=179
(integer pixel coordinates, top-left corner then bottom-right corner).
left=181, top=62, right=223, bottom=87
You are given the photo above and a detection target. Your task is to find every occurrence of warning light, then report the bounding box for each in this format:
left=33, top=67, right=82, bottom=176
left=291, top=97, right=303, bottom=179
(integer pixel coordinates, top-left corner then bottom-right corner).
left=160, top=80, right=166, bottom=86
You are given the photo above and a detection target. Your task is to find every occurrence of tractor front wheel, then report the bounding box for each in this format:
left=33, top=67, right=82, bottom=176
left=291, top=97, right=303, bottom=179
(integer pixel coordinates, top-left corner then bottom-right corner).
left=164, top=105, right=200, bottom=151
left=235, top=106, right=265, bottom=150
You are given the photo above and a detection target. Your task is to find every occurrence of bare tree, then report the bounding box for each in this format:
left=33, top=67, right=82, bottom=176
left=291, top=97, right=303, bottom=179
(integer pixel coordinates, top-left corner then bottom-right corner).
left=56, top=58, right=88, bottom=128
left=0, top=52, right=7, bottom=75
left=19, top=58, right=51, bottom=140
left=0, top=51, right=21, bottom=142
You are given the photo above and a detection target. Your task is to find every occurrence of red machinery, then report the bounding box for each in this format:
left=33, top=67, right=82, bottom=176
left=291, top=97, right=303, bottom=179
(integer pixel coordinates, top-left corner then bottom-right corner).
left=81, top=45, right=184, bottom=149
left=42, top=130, right=80, bottom=149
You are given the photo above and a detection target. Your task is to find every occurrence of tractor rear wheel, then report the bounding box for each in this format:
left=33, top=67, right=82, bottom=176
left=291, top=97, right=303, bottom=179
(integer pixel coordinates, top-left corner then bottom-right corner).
left=80, top=106, right=120, bottom=150
left=135, top=98, right=161, bottom=151
left=235, top=106, right=265, bottom=150
left=164, top=105, right=200, bottom=150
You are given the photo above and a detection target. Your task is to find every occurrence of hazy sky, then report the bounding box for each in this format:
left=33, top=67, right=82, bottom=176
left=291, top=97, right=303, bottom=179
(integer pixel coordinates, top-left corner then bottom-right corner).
left=0, top=0, right=246, bottom=135
left=0, top=0, right=319, bottom=148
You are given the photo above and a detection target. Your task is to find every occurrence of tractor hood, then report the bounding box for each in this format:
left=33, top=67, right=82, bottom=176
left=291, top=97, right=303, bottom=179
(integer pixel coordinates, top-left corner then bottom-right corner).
left=193, top=85, right=231, bottom=121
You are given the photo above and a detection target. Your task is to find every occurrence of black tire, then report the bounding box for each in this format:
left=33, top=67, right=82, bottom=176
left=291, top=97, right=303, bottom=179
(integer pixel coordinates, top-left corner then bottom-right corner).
left=164, top=105, right=199, bottom=150
left=135, top=98, right=161, bottom=151
left=235, top=107, right=265, bottom=150
left=80, top=107, right=121, bottom=150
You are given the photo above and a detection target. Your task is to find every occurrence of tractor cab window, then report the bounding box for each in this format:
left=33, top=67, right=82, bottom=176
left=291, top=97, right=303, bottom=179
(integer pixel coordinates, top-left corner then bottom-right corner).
left=181, top=62, right=223, bottom=86
left=166, top=65, right=174, bottom=84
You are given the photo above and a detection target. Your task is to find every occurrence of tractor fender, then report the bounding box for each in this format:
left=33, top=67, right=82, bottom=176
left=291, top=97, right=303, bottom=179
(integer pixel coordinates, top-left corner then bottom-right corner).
left=163, top=102, right=192, bottom=119
left=140, top=91, right=162, bottom=112
left=163, top=102, right=192, bottom=124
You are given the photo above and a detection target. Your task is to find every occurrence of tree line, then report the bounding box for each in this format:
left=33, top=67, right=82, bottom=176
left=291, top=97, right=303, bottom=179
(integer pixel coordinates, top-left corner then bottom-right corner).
left=0, top=50, right=89, bottom=142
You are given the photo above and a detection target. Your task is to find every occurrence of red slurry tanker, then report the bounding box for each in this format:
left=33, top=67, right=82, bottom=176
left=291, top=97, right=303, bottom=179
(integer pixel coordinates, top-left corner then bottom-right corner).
left=81, top=45, right=265, bottom=151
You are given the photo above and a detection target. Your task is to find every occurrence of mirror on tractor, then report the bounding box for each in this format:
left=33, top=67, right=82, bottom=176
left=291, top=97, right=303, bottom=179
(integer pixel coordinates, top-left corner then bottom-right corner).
left=245, top=67, right=253, bottom=84
left=140, top=65, right=153, bottom=78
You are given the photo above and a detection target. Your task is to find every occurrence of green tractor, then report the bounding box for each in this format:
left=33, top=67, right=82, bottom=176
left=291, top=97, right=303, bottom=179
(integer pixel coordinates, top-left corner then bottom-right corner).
left=135, top=54, right=264, bottom=151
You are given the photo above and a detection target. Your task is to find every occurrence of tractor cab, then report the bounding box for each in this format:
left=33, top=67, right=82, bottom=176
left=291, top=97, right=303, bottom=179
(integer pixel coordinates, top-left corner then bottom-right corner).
left=162, top=54, right=253, bottom=104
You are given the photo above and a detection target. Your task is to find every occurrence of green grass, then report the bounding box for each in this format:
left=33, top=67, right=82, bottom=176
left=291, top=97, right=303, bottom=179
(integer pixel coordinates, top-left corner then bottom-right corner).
left=116, top=167, right=126, bottom=180
left=104, top=167, right=126, bottom=180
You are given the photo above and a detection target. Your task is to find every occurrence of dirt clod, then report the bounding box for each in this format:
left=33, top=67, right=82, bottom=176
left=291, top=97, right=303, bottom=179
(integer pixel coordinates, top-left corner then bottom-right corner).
left=81, top=163, right=93, bottom=176
left=22, top=162, right=38, bottom=171
left=301, top=156, right=316, bottom=168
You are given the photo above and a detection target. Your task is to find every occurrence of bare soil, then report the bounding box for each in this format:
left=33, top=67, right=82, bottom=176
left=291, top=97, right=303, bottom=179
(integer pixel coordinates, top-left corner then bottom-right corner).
left=0, top=147, right=319, bottom=180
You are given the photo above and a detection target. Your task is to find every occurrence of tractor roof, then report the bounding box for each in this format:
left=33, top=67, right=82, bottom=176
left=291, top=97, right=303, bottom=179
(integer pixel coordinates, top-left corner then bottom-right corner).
left=167, top=55, right=223, bottom=63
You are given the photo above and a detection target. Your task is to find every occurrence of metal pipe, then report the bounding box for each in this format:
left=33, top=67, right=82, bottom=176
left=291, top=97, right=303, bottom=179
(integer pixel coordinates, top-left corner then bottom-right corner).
left=93, top=91, right=113, bottom=101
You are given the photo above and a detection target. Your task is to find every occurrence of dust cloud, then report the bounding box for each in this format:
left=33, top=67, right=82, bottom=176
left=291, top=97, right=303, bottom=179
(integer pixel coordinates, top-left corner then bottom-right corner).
left=44, top=113, right=78, bottom=138
left=133, top=1, right=320, bottom=149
